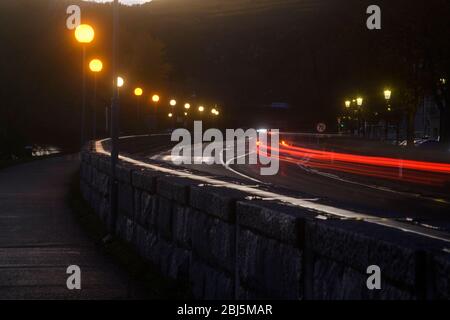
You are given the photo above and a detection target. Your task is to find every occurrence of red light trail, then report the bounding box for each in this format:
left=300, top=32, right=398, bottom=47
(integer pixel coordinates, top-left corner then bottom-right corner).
left=258, top=143, right=450, bottom=186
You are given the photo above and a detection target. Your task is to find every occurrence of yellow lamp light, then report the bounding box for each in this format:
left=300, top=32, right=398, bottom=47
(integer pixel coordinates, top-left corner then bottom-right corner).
left=152, top=94, right=160, bottom=103
left=89, top=59, right=103, bottom=73
left=134, top=88, right=143, bottom=96
left=170, top=99, right=177, bottom=107
left=184, top=103, right=191, bottom=110
left=345, top=100, right=351, bottom=108
left=356, top=97, right=363, bottom=106
left=384, top=89, right=392, bottom=100
left=75, top=24, right=95, bottom=44
left=198, top=106, right=205, bottom=112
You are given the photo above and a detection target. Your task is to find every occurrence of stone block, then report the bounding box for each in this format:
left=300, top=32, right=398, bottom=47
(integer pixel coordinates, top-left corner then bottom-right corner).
left=118, top=182, right=134, bottom=218
left=156, top=196, right=173, bottom=240
left=156, top=176, right=192, bottom=205
left=132, top=168, right=158, bottom=193
left=189, top=259, right=234, bottom=300
left=190, top=185, right=246, bottom=221
left=191, top=211, right=235, bottom=273
left=237, top=201, right=308, bottom=246
left=172, top=205, right=193, bottom=249
left=238, top=229, right=302, bottom=299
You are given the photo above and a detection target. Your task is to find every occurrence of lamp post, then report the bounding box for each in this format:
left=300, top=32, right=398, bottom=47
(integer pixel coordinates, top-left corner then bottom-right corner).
left=74, top=24, right=95, bottom=148
left=356, top=97, right=364, bottom=136
left=109, top=0, right=120, bottom=236
left=384, top=89, right=392, bottom=142
left=89, top=59, right=103, bottom=140
left=134, top=87, right=143, bottom=129
left=345, top=100, right=351, bottom=108
left=151, top=94, right=160, bottom=131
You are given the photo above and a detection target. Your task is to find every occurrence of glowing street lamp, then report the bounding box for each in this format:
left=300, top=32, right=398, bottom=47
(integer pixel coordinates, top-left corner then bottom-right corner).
left=356, top=97, right=363, bottom=107
left=184, top=103, right=191, bottom=110
left=345, top=100, right=351, bottom=108
left=382, top=89, right=393, bottom=141
left=110, top=0, right=121, bottom=237
left=89, top=58, right=103, bottom=139
left=152, top=94, right=160, bottom=103
left=384, top=89, right=392, bottom=101
left=75, top=24, right=95, bottom=44
left=168, top=113, right=173, bottom=118
left=134, top=87, right=143, bottom=126
left=198, top=106, right=205, bottom=112
left=74, top=23, right=95, bottom=147
left=116, top=76, right=124, bottom=88
left=89, top=59, right=103, bottom=73
left=170, top=99, right=177, bottom=107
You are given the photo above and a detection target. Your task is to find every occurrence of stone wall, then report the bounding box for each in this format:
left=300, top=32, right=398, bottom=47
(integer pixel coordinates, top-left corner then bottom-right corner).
left=80, top=150, right=450, bottom=300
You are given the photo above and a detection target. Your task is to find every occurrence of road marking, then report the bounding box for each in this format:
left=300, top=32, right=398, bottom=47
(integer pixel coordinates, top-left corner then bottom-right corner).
left=219, top=148, right=263, bottom=184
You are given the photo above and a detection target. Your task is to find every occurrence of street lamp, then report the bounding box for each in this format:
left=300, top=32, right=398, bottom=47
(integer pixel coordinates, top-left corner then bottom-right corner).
left=168, top=113, right=173, bottom=118
left=170, top=99, right=177, bottom=107
left=384, top=89, right=392, bottom=101
left=110, top=0, right=120, bottom=236
left=74, top=24, right=95, bottom=148
left=116, top=76, right=124, bottom=88
left=151, top=94, right=160, bottom=131
left=134, top=87, right=143, bottom=127
left=89, top=58, right=103, bottom=139
left=75, top=24, right=95, bottom=44
left=356, top=97, right=363, bottom=107
left=345, top=100, right=351, bottom=108
left=134, top=87, right=143, bottom=96
left=198, top=106, right=205, bottom=112
left=355, top=97, right=363, bottom=136
left=184, top=103, right=191, bottom=110
left=383, top=89, right=392, bottom=140
left=89, top=59, right=103, bottom=73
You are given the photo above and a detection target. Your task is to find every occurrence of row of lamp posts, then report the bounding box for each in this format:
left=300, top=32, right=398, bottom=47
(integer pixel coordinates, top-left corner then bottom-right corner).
left=74, top=1, right=221, bottom=236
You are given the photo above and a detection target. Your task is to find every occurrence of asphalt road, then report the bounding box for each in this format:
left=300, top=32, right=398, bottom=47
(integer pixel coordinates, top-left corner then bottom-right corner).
left=103, top=134, right=450, bottom=240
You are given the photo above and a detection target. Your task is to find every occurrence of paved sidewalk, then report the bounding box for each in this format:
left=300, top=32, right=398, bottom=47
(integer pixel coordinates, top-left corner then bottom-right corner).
left=0, top=155, right=144, bottom=299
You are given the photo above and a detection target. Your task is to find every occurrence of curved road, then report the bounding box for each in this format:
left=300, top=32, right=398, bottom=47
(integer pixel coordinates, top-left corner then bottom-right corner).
left=98, top=134, right=450, bottom=242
